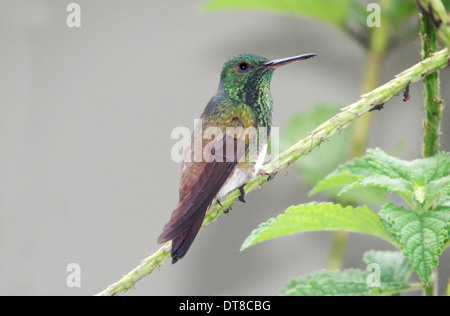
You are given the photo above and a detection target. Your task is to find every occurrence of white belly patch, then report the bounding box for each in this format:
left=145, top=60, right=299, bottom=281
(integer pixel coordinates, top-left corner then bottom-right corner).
left=216, top=144, right=267, bottom=200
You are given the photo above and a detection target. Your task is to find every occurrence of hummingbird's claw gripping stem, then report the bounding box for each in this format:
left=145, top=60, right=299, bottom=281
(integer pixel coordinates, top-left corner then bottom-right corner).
left=267, top=171, right=277, bottom=181
left=258, top=167, right=278, bottom=181
left=238, top=185, right=246, bottom=203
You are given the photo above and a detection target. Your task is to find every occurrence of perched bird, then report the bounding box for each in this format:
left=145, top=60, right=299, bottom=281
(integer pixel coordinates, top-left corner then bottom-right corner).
left=158, top=53, right=316, bottom=263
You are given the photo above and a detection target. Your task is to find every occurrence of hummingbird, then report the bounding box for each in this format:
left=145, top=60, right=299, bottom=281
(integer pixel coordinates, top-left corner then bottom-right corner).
left=158, top=53, right=316, bottom=263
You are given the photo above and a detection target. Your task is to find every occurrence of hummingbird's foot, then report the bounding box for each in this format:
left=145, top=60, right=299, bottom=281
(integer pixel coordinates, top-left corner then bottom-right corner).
left=217, top=199, right=232, bottom=213
left=258, top=168, right=278, bottom=181
left=238, top=185, right=246, bottom=203
left=267, top=169, right=278, bottom=181
left=224, top=206, right=232, bottom=214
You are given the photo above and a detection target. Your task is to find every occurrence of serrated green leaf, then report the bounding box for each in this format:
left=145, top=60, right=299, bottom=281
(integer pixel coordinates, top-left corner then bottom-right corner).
left=311, top=156, right=372, bottom=193
left=313, top=149, right=450, bottom=211
left=241, top=202, right=397, bottom=251
left=427, top=175, right=450, bottom=197
left=311, top=149, right=411, bottom=202
left=279, top=263, right=414, bottom=296
left=363, top=250, right=412, bottom=291
left=379, top=203, right=450, bottom=283
left=341, top=174, right=412, bottom=197
left=409, top=152, right=450, bottom=185
left=364, top=148, right=411, bottom=180
left=280, top=269, right=369, bottom=296
left=203, top=0, right=354, bottom=28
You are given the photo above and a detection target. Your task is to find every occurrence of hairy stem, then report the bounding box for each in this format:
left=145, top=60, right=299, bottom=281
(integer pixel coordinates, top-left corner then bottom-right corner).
left=420, top=9, right=444, bottom=157
left=417, top=0, right=450, bottom=50
left=95, top=243, right=171, bottom=296
left=418, top=5, right=444, bottom=295
left=96, top=48, right=449, bottom=296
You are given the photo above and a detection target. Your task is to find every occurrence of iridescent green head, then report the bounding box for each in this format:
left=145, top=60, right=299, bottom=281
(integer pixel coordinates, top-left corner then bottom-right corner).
left=219, top=54, right=272, bottom=105
left=219, top=53, right=317, bottom=105
left=217, top=53, right=316, bottom=129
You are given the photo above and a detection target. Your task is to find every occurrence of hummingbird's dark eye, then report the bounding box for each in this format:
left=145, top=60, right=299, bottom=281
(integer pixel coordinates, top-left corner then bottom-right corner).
left=238, top=62, right=249, bottom=72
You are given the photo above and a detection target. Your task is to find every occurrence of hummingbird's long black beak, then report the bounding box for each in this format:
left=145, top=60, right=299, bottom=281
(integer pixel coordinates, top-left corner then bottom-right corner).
left=263, top=53, right=317, bottom=68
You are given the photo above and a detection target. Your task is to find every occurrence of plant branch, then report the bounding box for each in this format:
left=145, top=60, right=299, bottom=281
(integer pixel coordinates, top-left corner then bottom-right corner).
left=417, top=5, right=445, bottom=295
left=95, top=242, right=171, bottom=296
left=96, top=48, right=449, bottom=296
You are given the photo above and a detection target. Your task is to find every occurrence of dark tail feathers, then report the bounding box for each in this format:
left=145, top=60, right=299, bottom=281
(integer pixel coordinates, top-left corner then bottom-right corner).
left=169, top=212, right=205, bottom=264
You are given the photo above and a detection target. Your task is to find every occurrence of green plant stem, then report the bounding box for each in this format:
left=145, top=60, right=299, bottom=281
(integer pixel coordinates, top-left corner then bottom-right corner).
left=96, top=48, right=449, bottom=296
left=95, top=242, right=171, bottom=296
left=417, top=0, right=450, bottom=50
left=420, top=10, right=443, bottom=157
left=418, top=4, right=444, bottom=295
left=327, top=231, right=349, bottom=270
left=424, top=283, right=435, bottom=296
left=373, top=283, right=426, bottom=296
left=424, top=269, right=437, bottom=296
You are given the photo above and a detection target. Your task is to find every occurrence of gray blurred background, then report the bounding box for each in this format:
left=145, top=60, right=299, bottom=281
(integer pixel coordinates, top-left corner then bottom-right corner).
left=0, top=0, right=449, bottom=295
